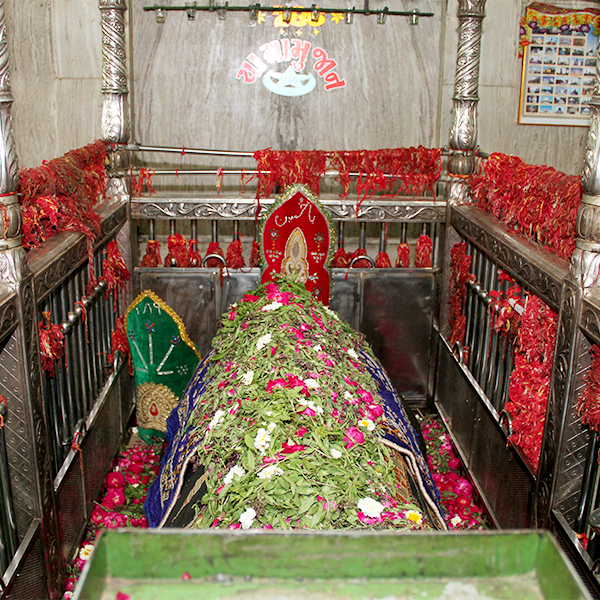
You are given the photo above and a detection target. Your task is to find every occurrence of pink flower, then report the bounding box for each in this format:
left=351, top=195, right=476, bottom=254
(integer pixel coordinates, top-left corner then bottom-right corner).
left=228, top=311, right=236, bottom=321
left=182, top=572, right=191, bottom=581
left=281, top=440, right=306, bottom=454
left=90, top=506, right=107, bottom=525
left=116, top=592, right=131, bottom=600
left=343, top=376, right=358, bottom=386
left=365, top=404, right=383, bottom=420
left=103, top=488, right=126, bottom=509
left=243, top=294, right=259, bottom=302
left=106, top=472, right=125, bottom=489
left=103, top=512, right=128, bottom=529
left=229, top=523, right=241, bottom=530
left=343, top=426, right=365, bottom=449
left=296, top=427, right=308, bottom=437
left=356, top=389, right=374, bottom=404
left=265, top=283, right=292, bottom=304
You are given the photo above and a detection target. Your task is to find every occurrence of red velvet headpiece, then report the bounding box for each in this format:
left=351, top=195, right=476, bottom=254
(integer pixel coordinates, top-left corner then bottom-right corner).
left=260, top=184, right=335, bottom=305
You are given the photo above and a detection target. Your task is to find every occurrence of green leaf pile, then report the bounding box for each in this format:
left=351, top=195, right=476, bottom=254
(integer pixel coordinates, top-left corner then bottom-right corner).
left=187, top=278, right=431, bottom=531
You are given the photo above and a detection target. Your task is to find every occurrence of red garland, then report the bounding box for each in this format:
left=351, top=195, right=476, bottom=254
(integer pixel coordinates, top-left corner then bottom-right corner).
left=164, top=233, right=189, bottom=267
left=332, top=248, right=350, bottom=268
left=205, top=241, right=225, bottom=268
left=38, top=311, right=65, bottom=377
left=131, top=167, right=155, bottom=197
left=20, top=141, right=107, bottom=286
left=503, top=295, right=557, bottom=471
left=414, top=234, right=433, bottom=268
left=578, top=344, right=600, bottom=433
left=375, top=251, right=392, bottom=268
left=226, top=239, right=245, bottom=269
left=101, top=241, right=130, bottom=304
left=188, top=239, right=202, bottom=268
left=140, top=240, right=161, bottom=267
left=469, top=153, right=581, bottom=260
left=253, top=147, right=442, bottom=204
left=395, top=243, right=410, bottom=268
left=448, top=242, right=473, bottom=346
left=348, top=248, right=371, bottom=268
left=249, top=239, right=261, bottom=268
left=108, top=316, right=132, bottom=376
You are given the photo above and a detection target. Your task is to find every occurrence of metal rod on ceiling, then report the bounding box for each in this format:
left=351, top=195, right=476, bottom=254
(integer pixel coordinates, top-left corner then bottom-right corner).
left=142, top=3, right=434, bottom=20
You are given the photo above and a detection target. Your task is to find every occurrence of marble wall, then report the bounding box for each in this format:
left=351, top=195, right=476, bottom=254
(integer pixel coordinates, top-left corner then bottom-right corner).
left=2, top=0, right=590, bottom=176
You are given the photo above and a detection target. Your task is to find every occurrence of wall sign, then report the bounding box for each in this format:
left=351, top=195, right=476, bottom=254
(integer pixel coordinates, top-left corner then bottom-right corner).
left=236, top=7, right=346, bottom=96
left=518, top=3, right=600, bottom=126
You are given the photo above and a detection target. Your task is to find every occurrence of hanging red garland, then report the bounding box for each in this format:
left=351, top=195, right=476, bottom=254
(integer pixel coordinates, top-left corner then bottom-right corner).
left=503, top=295, right=558, bottom=471
left=38, top=311, right=65, bottom=377
left=108, top=315, right=132, bottom=376
left=131, top=167, right=155, bottom=197
left=253, top=147, right=442, bottom=205
left=101, top=241, right=130, bottom=304
left=448, top=242, right=473, bottom=346
left=164, top=233, right=189, bottom=267
left=414, top=234, right=433, bottom=268
left=140, top=240, right=161, bottom=267
left=375, top=251, right=392, bottom=268
left=204, top=241, right=225, bottom=268
left=395, top=242, right=411, bottom=268
left=188, top=239, right=202, bottom=268
left=226, top=239, right=245, bottom=269
left=469, top=153, right=581, bottom=260
left=578, top=345, right=600, bottom=433
left=348, top=248, right=372, bottom=268
left=20, top=141, right=107, bottom=287
left=331, top=248, right=350, bottom=268
left=249, top=239, right=261, bottom=268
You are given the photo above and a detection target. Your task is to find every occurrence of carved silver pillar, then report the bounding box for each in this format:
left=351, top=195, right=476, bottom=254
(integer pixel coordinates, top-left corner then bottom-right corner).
left=534, top=46, right=600, bottom=528
left=439, top=0, right=486, bottom=336
left=0, top=2, right=65, bottom=596
left=100, top=0, right=131, bottom=202
left=447, top=0, right=486, bottom=205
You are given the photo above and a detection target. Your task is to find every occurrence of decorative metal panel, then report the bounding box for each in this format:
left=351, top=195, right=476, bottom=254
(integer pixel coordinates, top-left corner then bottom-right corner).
left=451, top=205, right=568, bottom=312
left=130, top=195, right=446, bottom=223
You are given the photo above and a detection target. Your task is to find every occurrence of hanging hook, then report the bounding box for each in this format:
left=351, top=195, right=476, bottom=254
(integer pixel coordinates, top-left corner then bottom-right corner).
left=345, top=7, right=354, bottom=23
left=155, top=7, right=166, bottom=22
left=186, top=2, right=197, bottom=19
left=217, top=1, right=228, bottom=19
left=284, top=5, right=292, bottom=23
left=377, top=6, right=388, bottom=24
left=250, top=3, right=260, bottom=19
left=410, top=9, right=419, bottom=25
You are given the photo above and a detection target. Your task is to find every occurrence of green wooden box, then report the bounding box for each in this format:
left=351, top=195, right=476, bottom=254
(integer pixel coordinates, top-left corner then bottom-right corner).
left=74, top=529, right=593, bottom=600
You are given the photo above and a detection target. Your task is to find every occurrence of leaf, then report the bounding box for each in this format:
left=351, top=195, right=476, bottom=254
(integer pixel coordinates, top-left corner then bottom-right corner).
left=297, top=495, right=315, bottom=514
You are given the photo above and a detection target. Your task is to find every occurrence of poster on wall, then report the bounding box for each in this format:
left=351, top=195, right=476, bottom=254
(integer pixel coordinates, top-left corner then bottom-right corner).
left=518, top=3, right=600, bottom=126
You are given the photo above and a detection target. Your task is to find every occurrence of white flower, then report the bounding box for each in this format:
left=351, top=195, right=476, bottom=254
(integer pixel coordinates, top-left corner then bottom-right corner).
left=132, top=427, right=139, bottom=434
left=262, top=301, right=283, bottom=312
left=208, top=409, right=226, bottom=431
left=347, top=348, right=359, bottom=360
left=239, top=507, right=256, bottom=530
left=358, top=418, right=375, bottom=431
left=323, top=306, right=339, bottom=320
left=450, top=515, right=463, bottom=527
left=406, top=510, right=423, bottom=525
left=344, top=391, right=353, bottom=400
left=357, top=497, right=384, bottom=518
left=256, top=334, right=272, bottom=351
left=298, top=398, right=324, bottom=415
left=254, top=428, right=271, bottom=454
left=330, top=448, right=343, bottom=459
left=313, top=344, right=322, bottom=352
left=304, top=378, right=320, bottom=389
left=79, top=543, right=94, bottom=561
left=241, top=370, right=254, bottom=385
left=267, top=422, right=277, bottom=432
left=223, top=464, right=246, bottom=485
left=257, top=464, right=284, bottom=479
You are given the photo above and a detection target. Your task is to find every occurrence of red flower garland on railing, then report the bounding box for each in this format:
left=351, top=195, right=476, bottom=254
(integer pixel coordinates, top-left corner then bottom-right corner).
left=469, top=153, right=581, bottom=260
left=101, top=241, right=130, bottom=310
left=578, top=344, right=600, bottom=433
left=163, top=233, right=189, bottom=267
left=19, top=140, right=106, bottom=251
left=253, top=147, right=442, bottom=204
left=448, top=242, right=473, bottom=347
left=38, top=311, right=65, bottom=376
left=414, top=234, right=433, bottom=268
left=503, top=294, right=558, bottom=471
left=395, top=243, right=410, bottom=268
left=226, top=239, right=245, bottom=269
left=140, top=240, right=161, bottom=267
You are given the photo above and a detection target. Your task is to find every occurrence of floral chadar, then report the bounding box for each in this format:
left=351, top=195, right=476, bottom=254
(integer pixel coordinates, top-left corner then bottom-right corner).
left=260, top=184, right=336, bottom=306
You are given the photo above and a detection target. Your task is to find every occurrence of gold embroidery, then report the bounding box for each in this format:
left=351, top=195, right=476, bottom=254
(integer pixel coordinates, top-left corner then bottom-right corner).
left=281, top=227, right=309, bottom=282
left=136, top=381, right=180, bottom=432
